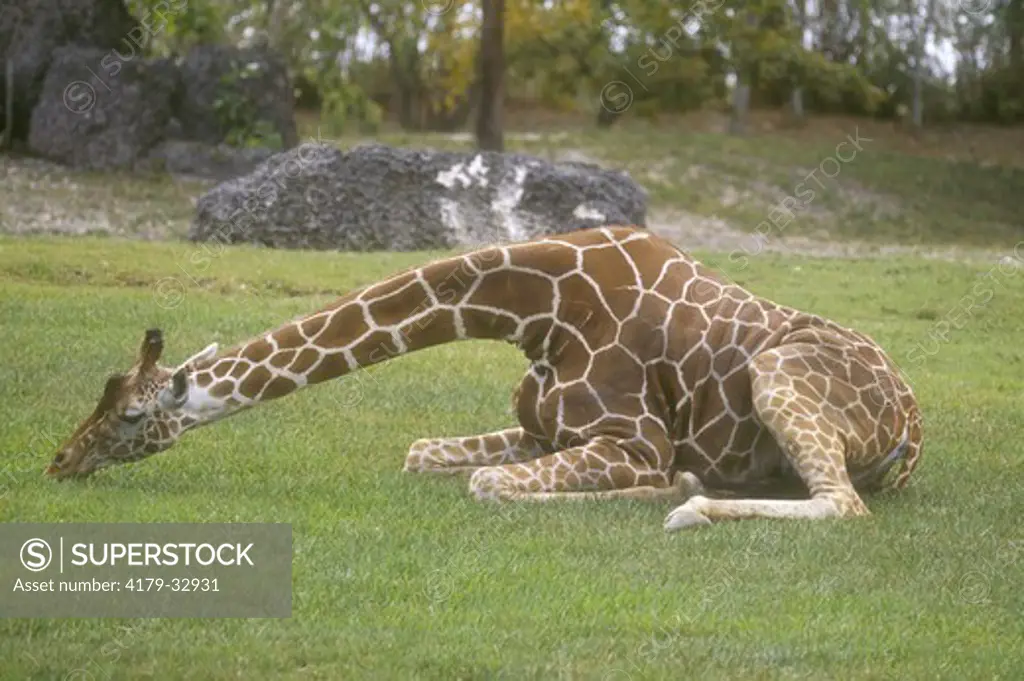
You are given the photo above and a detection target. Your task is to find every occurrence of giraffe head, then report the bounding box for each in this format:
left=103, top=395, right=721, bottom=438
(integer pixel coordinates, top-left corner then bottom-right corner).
left=45, top=329, right=219, bottom=480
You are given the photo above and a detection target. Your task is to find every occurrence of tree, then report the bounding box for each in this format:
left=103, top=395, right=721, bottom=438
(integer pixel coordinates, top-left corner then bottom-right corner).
left=476, top=0, right=505, bottom=151
left=729, top=9, right=761, bottom=135
left=790, top=0, right=808, bottom=123
left=910, top=0, right=928, bottom=130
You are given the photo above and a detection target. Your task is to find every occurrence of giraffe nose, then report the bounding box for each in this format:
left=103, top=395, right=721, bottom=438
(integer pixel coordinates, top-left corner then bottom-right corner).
left=44, top=451, right=68, bottom=476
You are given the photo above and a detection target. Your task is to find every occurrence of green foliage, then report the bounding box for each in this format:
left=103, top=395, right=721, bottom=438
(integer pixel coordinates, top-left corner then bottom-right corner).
left=125, top=0, right=227, bottom=56
left=975, top=66, right=1024, bottom=124
left=212, top=64, right=284, bottom=149
left=135, top=0, right=1023, bottom=128
left=789, top=50, right=887, bottom=114
left=317, top=75, right=384, bottom=136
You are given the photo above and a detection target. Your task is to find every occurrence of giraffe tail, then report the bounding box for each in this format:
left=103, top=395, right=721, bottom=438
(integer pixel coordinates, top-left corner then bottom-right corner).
left=891, top=406, right=924, bottom=490
left=851, top=425, right=909, bottom=492
left=851, top=403, right=923, bottom=493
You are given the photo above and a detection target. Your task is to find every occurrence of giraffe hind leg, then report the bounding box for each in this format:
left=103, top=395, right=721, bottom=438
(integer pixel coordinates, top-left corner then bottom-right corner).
left=403, top=427, right=550, bottom=476
left=665, top=345, right=871, bottom=531
left=467, top=436, right=690, bottom=503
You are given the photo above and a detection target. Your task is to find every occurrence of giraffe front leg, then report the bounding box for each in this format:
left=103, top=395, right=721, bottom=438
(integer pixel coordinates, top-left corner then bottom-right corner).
left=664, top=346, right=872, bottom=531
left=403, top=427, right=549, bottom=476
left=466, top=437, right=687, bottom=503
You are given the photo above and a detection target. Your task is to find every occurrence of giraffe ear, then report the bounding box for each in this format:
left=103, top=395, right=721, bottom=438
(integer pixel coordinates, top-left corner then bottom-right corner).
left=139, top=328, right=163, bottom=372
left=181, top=342, right=219, bottom=368
left=157, top=370, right=190, bottom=410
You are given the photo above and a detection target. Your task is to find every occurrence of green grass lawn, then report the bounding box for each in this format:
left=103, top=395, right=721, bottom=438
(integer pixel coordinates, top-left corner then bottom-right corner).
left=1, top=236, right=1023, bottom=680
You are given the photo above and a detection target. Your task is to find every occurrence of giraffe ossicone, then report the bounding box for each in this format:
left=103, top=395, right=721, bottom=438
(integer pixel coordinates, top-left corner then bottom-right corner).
left=47, top=226, right=923, bottom=531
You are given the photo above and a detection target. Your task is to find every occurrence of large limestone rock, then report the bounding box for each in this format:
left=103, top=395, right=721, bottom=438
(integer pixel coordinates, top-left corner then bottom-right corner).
left=6, top=7, right=297, bottom=177
left=24, top=40, right=296, bottom=176
left=27, top=46, right=178, bottom=169
left=188, top=142, right=648, bottom=251
left=175, top=44, right=298, bottom=150
left=136, top=140, right=276, bottom=181
left=0, top=0, right=138, bottom=141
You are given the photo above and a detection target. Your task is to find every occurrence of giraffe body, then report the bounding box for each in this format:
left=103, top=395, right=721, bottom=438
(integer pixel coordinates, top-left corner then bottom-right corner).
left=48, top=226, right=922, bottom=530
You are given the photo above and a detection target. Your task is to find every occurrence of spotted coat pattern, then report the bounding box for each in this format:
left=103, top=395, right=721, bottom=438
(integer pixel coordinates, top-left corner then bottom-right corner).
left=48, top=227, right=923, bottom=530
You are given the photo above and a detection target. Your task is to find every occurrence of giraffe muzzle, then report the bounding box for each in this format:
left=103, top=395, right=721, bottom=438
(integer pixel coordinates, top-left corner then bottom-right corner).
left=44, top=458, right=96, bottom=481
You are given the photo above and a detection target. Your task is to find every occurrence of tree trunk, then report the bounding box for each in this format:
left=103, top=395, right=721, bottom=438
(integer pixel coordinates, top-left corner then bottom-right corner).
left=791, top=87, right=805, bottom=120
left=396, top=82, right=420, bottom=130
left=790, top=0, right=808, bottom=125
left=730, top=10, right=759, bottom=135
left=475, top=0, right=505, bottom=152
left=730, top=82, right=751, bottom=134
left=391, top=44, right=423, bottom=131
left=911, top=70, right=923, bottom=128
left=1, top=60, right=12, bottom=150
left=1009, top=0, right=1023, bottom=69
left=819, top=0, right=839, bottom=57
left=910, top=0, right=935, bottom=132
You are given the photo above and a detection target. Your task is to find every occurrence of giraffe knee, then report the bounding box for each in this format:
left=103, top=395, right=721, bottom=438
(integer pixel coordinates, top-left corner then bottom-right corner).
left=468, top=467, right=514, bottom=501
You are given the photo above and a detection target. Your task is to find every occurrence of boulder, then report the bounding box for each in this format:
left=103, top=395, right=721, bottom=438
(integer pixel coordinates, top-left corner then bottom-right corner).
left=175, top=44, right=298, bottom=150
left=0, top=0, right=139, bottom=142
left=27, top=46, right=178, bottom=169
left=188, top=142, right=647, bottom=251
left=136, top=140, right=275, bottom=181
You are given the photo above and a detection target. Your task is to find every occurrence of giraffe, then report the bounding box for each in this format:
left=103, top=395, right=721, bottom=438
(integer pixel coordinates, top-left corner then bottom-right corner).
left=46, top=226, right=923, bottom=531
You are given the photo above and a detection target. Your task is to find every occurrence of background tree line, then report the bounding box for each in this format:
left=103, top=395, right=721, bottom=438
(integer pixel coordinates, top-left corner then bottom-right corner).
left=128, top=0, right=1024, bottom=137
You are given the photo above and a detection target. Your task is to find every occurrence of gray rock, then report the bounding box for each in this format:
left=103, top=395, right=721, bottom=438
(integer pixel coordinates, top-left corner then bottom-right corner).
left=0, top=0, right=139, bottom=141
left=176, top=44, right=298, bottom=150
left=27, top=46, right=177, bottom=169
left=189, top=142, right=647, bottom=251
left=137, top=139, right=275, bottom=181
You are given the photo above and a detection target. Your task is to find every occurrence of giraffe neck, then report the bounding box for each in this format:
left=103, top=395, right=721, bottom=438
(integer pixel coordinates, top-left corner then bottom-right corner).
left=175, top=245, right=543, bottom=427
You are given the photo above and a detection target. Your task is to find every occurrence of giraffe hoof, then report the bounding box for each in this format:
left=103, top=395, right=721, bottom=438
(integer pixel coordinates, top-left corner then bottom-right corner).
left=663, top=505, right=712, bottom=532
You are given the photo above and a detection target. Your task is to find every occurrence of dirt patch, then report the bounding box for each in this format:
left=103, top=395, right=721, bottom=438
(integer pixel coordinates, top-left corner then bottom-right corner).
left=647, top=208, right=1022, bottom=267
left=0, top=154, right=209, bottom=240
